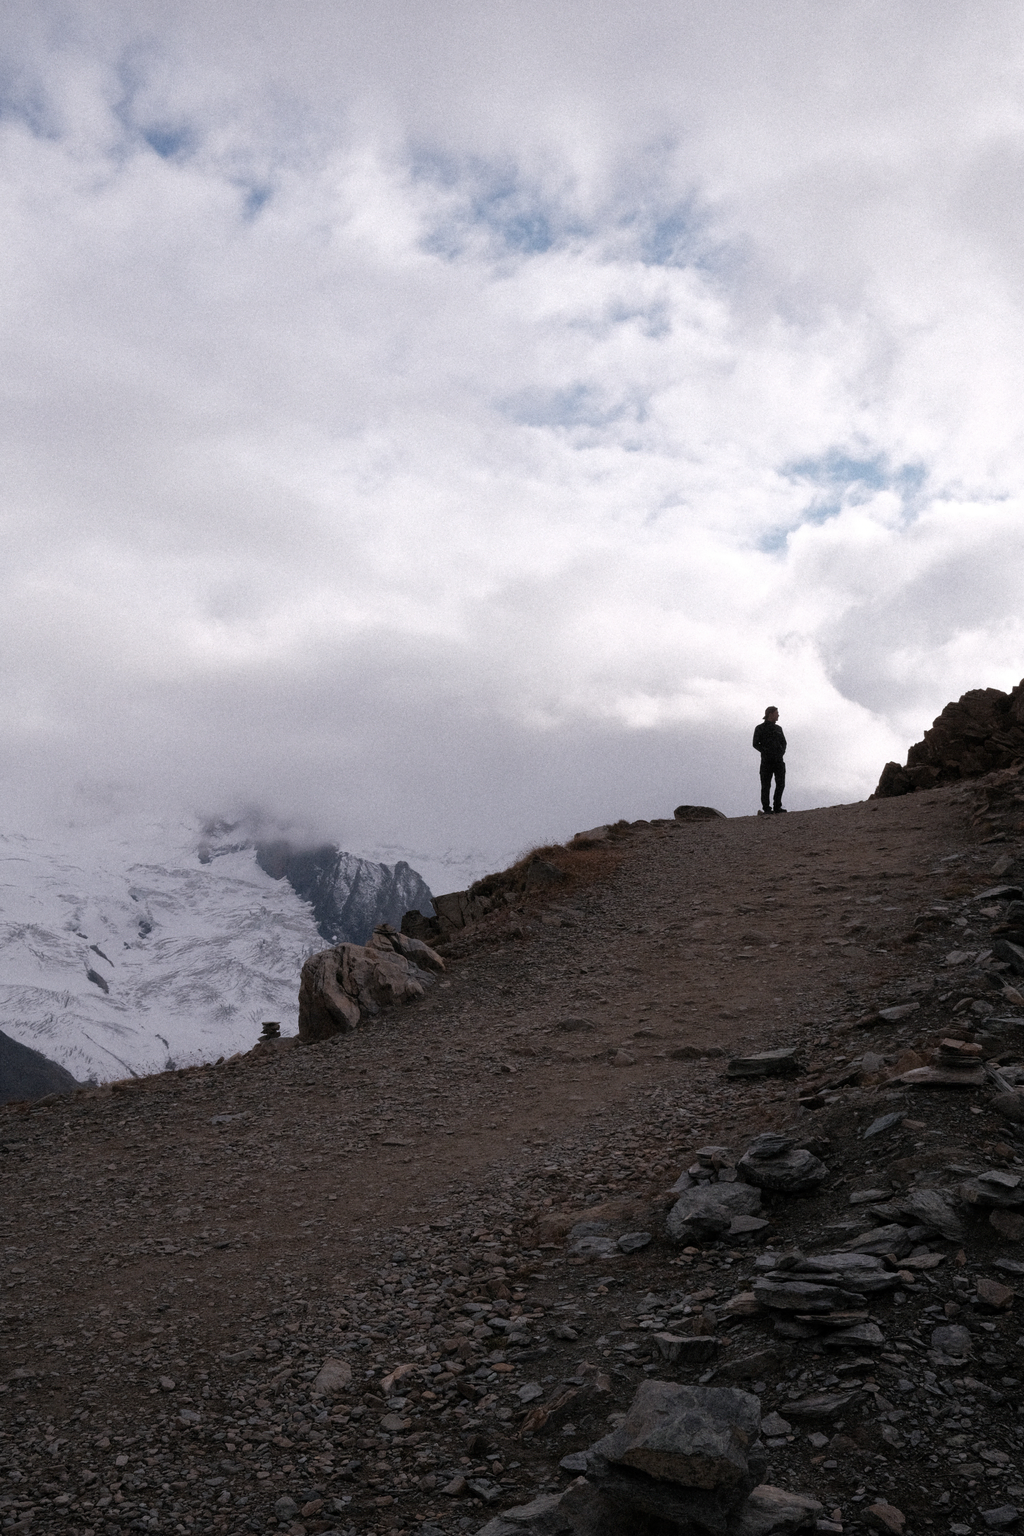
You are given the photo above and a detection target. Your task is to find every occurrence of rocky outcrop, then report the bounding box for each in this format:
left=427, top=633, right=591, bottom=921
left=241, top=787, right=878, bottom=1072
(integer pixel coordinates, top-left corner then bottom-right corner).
left=297, top=924, right=444, bottom=1040
left=0, top=1030, right=81, bottom=1105
left=254, top=841, right=434, bottom=944
left=873, top=678, right=1024, bottom=796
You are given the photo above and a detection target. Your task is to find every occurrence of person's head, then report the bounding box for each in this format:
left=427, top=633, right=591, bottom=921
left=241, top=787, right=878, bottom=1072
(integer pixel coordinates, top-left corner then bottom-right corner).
left=764, top=706, right=779, bottom=721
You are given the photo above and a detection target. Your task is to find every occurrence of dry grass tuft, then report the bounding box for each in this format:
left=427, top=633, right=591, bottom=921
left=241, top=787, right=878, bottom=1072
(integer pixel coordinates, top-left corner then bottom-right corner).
left=468, top=839, right=625, bottom=903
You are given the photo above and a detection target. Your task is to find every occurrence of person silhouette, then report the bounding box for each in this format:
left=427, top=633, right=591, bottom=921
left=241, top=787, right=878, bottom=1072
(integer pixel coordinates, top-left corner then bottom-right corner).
left=752, top=706, right=787, bottom=814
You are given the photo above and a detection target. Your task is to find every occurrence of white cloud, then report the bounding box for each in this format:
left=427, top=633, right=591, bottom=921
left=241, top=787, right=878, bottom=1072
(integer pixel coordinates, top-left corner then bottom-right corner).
left=1, top=1, right=1023, bottom=884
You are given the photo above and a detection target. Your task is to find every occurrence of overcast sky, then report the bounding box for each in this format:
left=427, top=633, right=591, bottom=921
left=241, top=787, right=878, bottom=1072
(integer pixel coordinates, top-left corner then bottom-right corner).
left=3, top=1, right=1024, bottom=891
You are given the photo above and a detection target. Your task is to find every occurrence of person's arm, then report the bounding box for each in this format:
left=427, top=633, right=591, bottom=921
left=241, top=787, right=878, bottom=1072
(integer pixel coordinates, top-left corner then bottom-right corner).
left=753, top=725, right=763, bottom=751
left=779, top=729, right=787, bottom=753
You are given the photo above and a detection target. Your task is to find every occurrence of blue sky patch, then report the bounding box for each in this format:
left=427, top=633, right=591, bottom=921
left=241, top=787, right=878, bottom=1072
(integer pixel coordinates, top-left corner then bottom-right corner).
left=758, top=450, right=928, bottom=552
left=500, top=382, right=638, bottom=431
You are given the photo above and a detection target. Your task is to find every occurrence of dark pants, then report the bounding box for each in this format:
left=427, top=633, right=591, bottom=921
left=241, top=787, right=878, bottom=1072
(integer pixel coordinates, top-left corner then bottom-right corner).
left=760, top=757, right=785, bottom=811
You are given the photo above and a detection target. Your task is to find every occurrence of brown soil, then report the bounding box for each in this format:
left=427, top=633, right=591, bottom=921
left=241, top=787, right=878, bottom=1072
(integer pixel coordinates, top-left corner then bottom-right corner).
left=2, top=783, right=1022, bottom=1536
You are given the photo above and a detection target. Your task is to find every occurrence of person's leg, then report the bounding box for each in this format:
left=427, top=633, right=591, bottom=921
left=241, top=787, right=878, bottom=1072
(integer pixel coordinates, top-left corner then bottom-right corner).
left=772, top=761, right=786, bottom=811
left=759, top=761, right=773, bottom=812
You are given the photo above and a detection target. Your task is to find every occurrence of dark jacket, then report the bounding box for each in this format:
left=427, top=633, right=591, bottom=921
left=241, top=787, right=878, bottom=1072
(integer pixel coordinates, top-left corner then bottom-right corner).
left=753, top=721, right=787, bottom=761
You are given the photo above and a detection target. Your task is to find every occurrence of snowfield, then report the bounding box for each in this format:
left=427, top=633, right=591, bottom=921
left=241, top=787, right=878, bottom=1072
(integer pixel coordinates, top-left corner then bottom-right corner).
left=0, top=816, right=432, bottom=1084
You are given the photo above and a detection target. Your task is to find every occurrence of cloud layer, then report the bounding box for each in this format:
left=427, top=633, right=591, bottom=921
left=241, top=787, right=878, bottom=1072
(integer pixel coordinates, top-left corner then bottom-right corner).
left=3, top=2, right=1024, bottom=884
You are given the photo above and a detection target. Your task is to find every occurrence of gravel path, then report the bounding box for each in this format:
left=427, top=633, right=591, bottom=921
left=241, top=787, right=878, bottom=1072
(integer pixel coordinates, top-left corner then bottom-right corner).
left=2, top=782, right=1022, bottom=1536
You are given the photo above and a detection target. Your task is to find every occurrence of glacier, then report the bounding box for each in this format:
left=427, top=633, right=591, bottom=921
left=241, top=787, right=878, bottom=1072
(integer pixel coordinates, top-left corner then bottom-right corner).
left=0, top=814, right=434, bottom=1085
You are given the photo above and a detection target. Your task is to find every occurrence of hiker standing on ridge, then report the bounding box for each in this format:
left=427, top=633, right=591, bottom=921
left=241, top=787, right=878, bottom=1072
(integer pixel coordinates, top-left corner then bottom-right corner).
left=753, top=706, right=787, bottom=815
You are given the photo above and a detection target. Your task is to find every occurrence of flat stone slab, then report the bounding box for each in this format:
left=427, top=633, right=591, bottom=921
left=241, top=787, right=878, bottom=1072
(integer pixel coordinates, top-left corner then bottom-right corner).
left=727, top=1047, right=802, bottom=1079
left=898, top=1065, right=986, bottom=1089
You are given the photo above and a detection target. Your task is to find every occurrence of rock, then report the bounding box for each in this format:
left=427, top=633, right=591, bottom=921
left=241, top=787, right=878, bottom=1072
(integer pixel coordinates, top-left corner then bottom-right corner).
left=961, top=1176, right=1024, bottom=1210
left=979, top=1508, right=1020, bottom=1530
left=666, top=1182, right=762, bottom=1242
left=782, top=1393, right=858, bottom=1420
left=727, top=1048, right=803, bottom=1079
left=729, top=1216, right=770, bottom=1237
left=675, top=805, right=727, bottom=821
left=732, top=1486, right=823, bottom=1536
left=977, top=1278, right=1015, bottom=1309
left=870, top=1189, right=965, bottom=1241
left=617, top=1231, right=652, bottom=1253
left=571, top=825, right=611, bottom=846
left=158, top=1375, right=175, bottom=1391
left=793, top=1253, right=895, bottom=1283
left=991, top=1210, right=1024, bottom=1241
left=475, top=1490, right=575, bottom=1536
left=311, top=1358, right=353, bottom=1396
left=759, top=1413, right=792, bottom=1437
left=569, top=1235, right=620, bottom=1260
left=822, top=1322, right=885, bottom=1349
left=863, top=1112, right=904, bottom=1138
left=610, top=1050, right=635, bottom=1068
left=274, top=1496, right=299, bottom=1520
left=863, top=1503, right=906, bottom=1535
left=556, top=1477, right=628, bottom=1535
left=557, top=1017, right=596, bottom=1033
left=588, top=1379, right=762, bottom=1490
left=899, top=1065, right=986, bottom=1088
left=871, top=681, right=1024, bottom=798
left=653, top=1333, right=721, bottom=1365
left=991, top=1093, right=1024, bottom=1123
left=443, top=1474, right=469, bottom=1495
left=298, top=924, right=445, bottom=1039
left=518, top=1382, right=545, bottom=1403
left=837, top=1224, right=912, bottom=1258
left=994, top=940, right=1024, bottom=976
left=738, top=1135, right=827, bottom=1195
left=716, top=1349, right=791, bottom=1382
left=873, top=762, right=913, bottom=797
left=877, top=1004, right=919, bottom=1022
left=930, top=1324, right=973, bottom=1357
left=525, top=858, right=567, bottom=889
left=753, top=1280, right=858, bottom=1313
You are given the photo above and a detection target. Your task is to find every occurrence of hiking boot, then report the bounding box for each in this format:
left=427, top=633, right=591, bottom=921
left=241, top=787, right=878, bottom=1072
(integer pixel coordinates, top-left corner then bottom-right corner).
left=774, top=806, right=787, bottom=813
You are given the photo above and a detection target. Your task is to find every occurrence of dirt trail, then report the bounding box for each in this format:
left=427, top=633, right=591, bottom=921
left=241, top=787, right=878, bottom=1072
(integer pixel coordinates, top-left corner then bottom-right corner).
left=0, top=783, right=1016, bottom=1536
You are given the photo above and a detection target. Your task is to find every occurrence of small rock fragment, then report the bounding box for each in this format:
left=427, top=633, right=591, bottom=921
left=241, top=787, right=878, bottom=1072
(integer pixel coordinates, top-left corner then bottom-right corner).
left=977, top=1277, right=1015, bottom=1309
left=733, top=1485, right=823, bottom=1536
left=931, top=1323, right=973, bottom=1357
left=863, top=1503, right=906, bottom=1536
left=312, top=1357, right=353, bottom=1396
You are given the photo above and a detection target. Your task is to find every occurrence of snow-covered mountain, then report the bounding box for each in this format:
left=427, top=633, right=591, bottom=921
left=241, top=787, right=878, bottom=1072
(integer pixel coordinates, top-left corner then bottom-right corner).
left=0, top=815, right=434, bottom=1085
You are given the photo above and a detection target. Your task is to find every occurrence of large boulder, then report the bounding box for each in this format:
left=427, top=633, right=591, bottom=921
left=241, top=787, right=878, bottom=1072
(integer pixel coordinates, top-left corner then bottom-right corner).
left=666, top=1183, right=762, bottom=1243
left=298, top=924, right=444, bottom=1040
left=590, top=1381, right=762, bottom=1493
left=582, top=1381, right=765, bottom=1534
